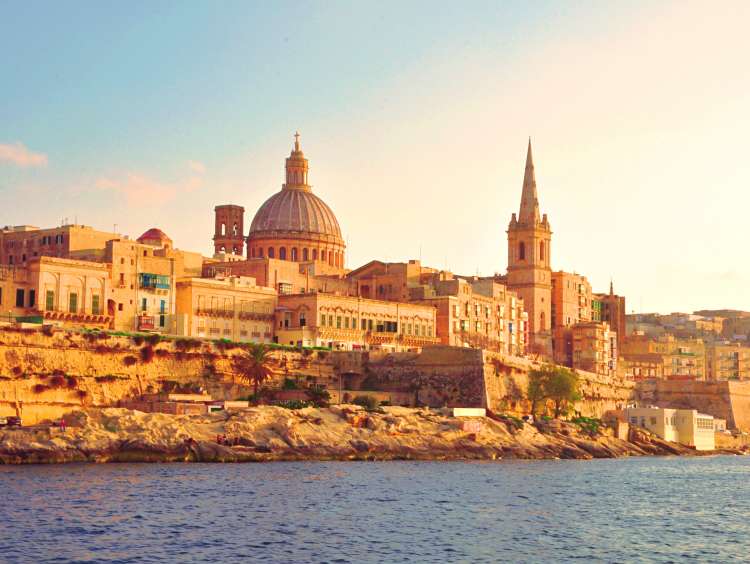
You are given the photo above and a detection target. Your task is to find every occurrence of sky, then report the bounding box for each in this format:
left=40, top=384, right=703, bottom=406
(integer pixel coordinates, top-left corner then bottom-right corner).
left=1, top=1, right=749, bottom=314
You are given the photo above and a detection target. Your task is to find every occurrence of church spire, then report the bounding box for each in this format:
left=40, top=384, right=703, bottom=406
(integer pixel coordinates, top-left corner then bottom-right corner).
left=284, top=132, right=310, bottom=191
left=519, top=138, right=540, bottom=224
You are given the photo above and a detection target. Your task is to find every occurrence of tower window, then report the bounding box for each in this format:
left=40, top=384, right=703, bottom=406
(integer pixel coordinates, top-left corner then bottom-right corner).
left=279, top=247, right=287, bottom=260
left=519, top=242, right=526, bottom=261
left=540, top=241, right=545, bottom=262
left=268, top=247, right=275, bottom=258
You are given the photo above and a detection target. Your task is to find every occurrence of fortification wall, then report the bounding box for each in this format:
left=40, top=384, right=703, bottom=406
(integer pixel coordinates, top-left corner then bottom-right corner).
left=635, top=379, right=750, bottom=430
left=0, top=328, right=332, bottom=424
left=357, top=345, right=634, bottom=418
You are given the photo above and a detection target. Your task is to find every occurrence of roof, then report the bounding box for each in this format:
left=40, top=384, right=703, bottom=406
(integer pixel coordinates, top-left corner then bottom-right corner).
left=138, top=228, right=172, bottom=242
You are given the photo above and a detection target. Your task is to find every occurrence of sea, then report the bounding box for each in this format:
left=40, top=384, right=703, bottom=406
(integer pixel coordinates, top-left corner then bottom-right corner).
left=1, top=456, right=748, bottom=563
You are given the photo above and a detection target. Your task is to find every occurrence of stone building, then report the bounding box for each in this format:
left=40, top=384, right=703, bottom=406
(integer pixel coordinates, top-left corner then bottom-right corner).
left=550, top=270, right=592, bottom=365
left=0, top=223, right=121, bottom=266
left=346, top=260, right=527, bottom=356
left=506, top=140, right=553, bottom=357
left=592, top=281, right=627, bottom=350
left=213, top=204, right=245, bottom=257
left=245, top=134, right=346, bottom=272
left=705, top=342, right=750, bottom=381
left=174, top=276, right=276, bottom=342
left=620, top=334, right=705, bottom=380
left=105, top=229, right=203, bottom=333
left=571, top=322, right=617, bottom=377
left=274, top=292, right=438, bottom=351
left=0, top=257, right=112, bottom=328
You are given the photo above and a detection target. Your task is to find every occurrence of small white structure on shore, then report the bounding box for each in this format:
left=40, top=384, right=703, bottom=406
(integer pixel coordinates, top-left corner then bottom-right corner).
left=624, top=406, right=715, bottom=451
left=452, top=408, right=486, bottom=418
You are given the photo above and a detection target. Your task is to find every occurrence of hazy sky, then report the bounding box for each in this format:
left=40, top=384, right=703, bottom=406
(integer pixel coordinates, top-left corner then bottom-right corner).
left=2, top=1, right=748, bottom=314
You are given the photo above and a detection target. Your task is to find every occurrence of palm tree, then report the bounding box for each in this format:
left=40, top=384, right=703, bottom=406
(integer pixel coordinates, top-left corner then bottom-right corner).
left=233, top=343, right=274, bottom=402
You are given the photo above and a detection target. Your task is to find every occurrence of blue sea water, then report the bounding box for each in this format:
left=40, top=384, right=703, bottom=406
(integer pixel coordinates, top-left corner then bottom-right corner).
left=1, top=456, right=749, bottom=563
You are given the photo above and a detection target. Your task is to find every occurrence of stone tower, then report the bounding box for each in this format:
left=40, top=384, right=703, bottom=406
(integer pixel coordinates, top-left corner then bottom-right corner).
left=506, top=139, right=553, bottom=357
left=213, top=204, right=245, bottom=256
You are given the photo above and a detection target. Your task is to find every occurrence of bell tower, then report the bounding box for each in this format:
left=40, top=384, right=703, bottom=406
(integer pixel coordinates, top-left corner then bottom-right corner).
left=213, top=204, right=246, bottom=256
left=506, top=139, right=553, bottom=357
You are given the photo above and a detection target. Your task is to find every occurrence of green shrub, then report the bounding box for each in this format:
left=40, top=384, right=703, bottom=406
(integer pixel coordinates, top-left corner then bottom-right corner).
left=176, top=338, right=201, bottom=351
left=123, top=355, right=138, bottom=367
left=307, top=386, right=331, bottom=407
left=49, top=375, right=67, bottom=388
left=32, top=384, right=50, bottom=394
left=571, top=416, right=602, bottom=435
left=132, top=335, right=145, bottom=346
left=274, top=399, right=313, bottom=410
left=352, top=395, right=381, bottom=412
left=282, top=378, right=299, bottom=390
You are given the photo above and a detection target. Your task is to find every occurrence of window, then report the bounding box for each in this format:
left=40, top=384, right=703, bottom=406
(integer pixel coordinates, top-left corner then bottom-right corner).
left=268, top=247, right=275, bottom=258
left=320, top=314, right=326, bottom=326
left=300, top=313, right=306, bottom=327
left=519, top=241, right=526, bottom=260
left=118, top=303, right=124, bottom=312
left=291, top=248, right=298, bottom=261
left=141, top=298, right=147, bottom=312
left=29, top=290, right=35, bottom=308
left=279, top=247, right=287, bottom=260
left=336, top=316, right=342, bottom=329
left=69, top=293, right=78, bottom=313
left=92, top=295, right=100, bottom=315
left=540, top=241, right=545, bottom=261
left=303, top=248, right=309, bottom=261
left=15, top=289, right=24, bottom=307
left=160, top=300, right=166, bottom=314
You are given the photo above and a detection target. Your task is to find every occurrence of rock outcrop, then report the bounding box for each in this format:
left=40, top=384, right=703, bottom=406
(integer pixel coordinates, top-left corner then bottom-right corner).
left=0, top=406, right=737, bottom=464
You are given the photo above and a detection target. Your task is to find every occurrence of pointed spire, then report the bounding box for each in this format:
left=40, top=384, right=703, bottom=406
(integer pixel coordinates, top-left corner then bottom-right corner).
left=519, top=138, right=540, bottom=224
left=610, top=279, right=614, bottom=296
left=294, top=131, right=300, bottom=152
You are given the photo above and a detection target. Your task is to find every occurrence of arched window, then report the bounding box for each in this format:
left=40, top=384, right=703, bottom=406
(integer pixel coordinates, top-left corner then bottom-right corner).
left=268, top=247, right=275, bottom=258
left=250, top=248, right=255, bottom=258
left=279, top=247, right=287, bottom=260
left=221, top=223, right=226, bottom=236
left=328, top=251, right=334, bottom=266
left=233, top=223, right=238, bottom=236
left=258, top=247, right=264, bottom=258
left=334, top=252, right=340, bottom=268
left=540, top=311, right=546, bottom=331
left=519, top=241, right=526, bottom=261
left=539, top=241, right=545, bottom=262
left=291, top=247, right=298, bottom=261
left=312, top=249, right=318, bottom=260
left=302, top=248, right=309, bottom=261
left=321, top=250, right=326, bottom=262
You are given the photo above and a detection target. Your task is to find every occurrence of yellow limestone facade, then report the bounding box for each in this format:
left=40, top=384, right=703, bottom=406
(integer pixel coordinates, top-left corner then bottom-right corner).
left=506, top=140, right=552, bottom=357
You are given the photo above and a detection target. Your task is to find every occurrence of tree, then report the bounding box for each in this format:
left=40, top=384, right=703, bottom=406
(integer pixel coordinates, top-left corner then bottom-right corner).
left=526, top=364, right=581, bottom=418
left=545, top=366, right=581, bottom=418
left=527, top=366, right=550, bottom=416
left=232, top=343, right=273, bottom=402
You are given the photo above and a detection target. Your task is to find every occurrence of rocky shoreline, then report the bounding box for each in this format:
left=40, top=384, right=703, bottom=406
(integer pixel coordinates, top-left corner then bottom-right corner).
left=0, top=406, right=742, bottom=464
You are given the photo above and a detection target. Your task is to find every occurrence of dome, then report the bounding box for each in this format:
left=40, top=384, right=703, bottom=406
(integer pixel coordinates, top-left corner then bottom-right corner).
left=249, top=188, right=343, bottom=241
left=137, top=228, right=172, bottom=247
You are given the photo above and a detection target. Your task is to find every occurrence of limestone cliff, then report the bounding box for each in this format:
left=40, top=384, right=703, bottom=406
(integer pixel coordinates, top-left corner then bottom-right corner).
left=0, top=405, right=717, bottom=465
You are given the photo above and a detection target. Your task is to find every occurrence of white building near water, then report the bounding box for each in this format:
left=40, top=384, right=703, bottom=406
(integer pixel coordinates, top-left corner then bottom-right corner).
left=624, top=406, right=715, bottom=451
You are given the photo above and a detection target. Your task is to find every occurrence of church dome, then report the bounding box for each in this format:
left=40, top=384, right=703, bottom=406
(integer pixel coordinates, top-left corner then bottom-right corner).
left=246, top=133, right=346, bottom=269
left=249, top=188, right=343, bottom=241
